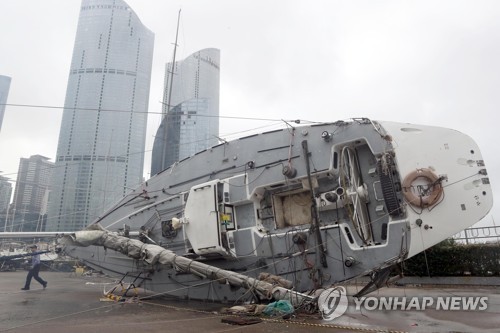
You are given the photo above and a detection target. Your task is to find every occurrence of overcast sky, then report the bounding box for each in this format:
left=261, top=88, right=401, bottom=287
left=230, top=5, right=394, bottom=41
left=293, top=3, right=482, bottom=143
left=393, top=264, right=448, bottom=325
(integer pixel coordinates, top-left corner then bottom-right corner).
left=0, top=0, right=498, bottom=227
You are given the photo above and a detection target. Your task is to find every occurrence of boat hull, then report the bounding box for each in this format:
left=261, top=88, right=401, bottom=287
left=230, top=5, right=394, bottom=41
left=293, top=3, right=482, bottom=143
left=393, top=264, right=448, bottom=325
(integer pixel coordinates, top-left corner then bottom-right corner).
left=64, top=119, right=493, bottom=301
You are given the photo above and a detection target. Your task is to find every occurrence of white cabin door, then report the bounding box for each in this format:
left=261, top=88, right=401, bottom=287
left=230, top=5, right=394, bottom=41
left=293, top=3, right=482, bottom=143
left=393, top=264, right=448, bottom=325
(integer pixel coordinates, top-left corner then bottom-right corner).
left=183, top=180, right=229, bottom=256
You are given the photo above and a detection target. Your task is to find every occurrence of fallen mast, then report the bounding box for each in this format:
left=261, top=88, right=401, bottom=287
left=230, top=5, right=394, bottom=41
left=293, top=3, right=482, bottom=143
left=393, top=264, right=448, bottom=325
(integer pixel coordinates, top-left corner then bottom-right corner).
left=62, top=224, right=315, bottom=306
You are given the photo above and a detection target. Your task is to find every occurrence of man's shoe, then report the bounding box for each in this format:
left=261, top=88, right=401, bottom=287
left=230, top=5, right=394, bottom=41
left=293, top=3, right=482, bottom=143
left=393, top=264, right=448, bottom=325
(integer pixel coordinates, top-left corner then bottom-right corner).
left=43, top=282, right=47, bottom=289
left=21, top=287, right=29, bottom=290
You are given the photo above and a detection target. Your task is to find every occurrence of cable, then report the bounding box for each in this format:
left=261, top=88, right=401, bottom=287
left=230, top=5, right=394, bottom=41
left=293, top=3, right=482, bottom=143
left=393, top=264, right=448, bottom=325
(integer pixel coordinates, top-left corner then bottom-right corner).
left=1, top=102, right=318, bottom=124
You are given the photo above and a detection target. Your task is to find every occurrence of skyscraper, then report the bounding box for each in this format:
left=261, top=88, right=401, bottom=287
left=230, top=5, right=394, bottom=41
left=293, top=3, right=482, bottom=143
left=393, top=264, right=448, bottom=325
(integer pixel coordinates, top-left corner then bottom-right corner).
left=151, top=48, right=220, bottom=176
left=0, top=75, right=11, bottom=132
left=0, top=175, right=12, bottom=232
left=0, top=176, right=12, bottom=215
left=10, top=155, right=53, bottom=232
left=47, top=0, right=154, bottom=231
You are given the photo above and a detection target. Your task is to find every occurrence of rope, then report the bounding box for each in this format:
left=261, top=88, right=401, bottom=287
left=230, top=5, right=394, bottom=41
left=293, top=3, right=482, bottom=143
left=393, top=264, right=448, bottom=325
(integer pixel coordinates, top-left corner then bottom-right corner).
left=141, top=300, right=409, bottom=333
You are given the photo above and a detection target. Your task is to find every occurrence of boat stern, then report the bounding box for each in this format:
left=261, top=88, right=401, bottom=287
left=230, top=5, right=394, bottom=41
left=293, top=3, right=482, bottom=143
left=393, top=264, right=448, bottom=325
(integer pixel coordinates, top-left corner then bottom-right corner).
left=379, top=121, right=493, bottom=258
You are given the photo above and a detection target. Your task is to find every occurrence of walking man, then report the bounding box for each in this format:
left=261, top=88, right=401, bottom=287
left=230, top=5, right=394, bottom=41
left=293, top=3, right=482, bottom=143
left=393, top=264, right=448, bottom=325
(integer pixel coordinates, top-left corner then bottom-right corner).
left=21, top=245, right=47, bottom=290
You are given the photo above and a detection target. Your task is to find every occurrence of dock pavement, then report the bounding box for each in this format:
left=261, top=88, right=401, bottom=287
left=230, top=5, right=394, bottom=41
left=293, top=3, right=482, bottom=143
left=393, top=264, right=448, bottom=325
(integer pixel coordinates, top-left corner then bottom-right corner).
left=0, top=271, right=499, bottom=333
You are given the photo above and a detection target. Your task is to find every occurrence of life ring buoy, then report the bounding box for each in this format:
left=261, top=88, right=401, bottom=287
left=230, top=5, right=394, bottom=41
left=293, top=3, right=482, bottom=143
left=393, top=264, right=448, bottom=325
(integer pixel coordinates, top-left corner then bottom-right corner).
left=402, top=168, right=443, bottom=208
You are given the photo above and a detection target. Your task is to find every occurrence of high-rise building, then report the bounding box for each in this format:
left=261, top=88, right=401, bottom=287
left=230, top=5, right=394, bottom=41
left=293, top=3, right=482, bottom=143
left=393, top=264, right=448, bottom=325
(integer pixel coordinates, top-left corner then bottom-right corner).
left=0, top=176, right=12, bottom=214
left=0, top=75, right=11, bottom=132
left=10, top=155, right=53, bottom=232
left=47, top=0, right=154, bottom=231
left=151, top=48, right=220, bottom=175
left=0, top=175, right=12, bottom=232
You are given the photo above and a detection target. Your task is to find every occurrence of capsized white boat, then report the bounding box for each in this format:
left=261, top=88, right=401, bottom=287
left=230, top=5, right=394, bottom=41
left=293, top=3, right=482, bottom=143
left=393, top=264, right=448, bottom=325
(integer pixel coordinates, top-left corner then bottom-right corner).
left=61, top=118, right=493, bottom=303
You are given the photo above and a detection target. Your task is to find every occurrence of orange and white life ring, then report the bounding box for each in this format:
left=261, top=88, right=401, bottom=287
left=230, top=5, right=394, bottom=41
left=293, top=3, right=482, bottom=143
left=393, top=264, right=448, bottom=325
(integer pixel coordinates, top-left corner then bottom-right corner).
left=402, top=168, right=443, bottom=208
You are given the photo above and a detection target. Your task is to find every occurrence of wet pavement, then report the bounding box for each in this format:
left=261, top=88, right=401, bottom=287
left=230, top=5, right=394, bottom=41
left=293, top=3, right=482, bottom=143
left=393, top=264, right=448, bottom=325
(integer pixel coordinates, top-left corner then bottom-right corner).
left=0, top=271, right=499, bottom=333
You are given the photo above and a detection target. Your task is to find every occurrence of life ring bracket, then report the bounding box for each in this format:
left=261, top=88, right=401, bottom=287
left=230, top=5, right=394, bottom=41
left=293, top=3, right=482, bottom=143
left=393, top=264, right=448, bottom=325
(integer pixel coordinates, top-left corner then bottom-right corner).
left=402, top=168, right=443, bottom=208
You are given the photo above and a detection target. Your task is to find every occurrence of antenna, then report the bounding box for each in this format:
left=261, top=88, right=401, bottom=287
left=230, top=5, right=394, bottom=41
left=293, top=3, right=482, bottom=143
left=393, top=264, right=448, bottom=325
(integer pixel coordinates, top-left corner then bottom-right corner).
left=160, top=9, right=182, bottom=172
left=164, top=9, right=181, bottom=116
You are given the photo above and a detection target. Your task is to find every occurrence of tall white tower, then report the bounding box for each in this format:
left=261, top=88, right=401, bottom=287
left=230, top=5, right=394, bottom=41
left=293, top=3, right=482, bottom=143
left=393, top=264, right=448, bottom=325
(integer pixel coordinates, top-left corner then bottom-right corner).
left=47, top=0, right=154, bottom=231
left=151, top=48, right=220, bottom=175
left=0, top=75, right=11, bottom=132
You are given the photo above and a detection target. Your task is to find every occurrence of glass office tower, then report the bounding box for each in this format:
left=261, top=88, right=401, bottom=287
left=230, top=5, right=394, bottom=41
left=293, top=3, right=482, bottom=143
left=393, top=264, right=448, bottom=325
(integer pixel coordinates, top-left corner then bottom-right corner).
left=151, top=48, right=220, bottom=175
left=0, top=75, right=11, bottom=132
left=11, top=155, right=53, bottom=232
left=47, top=0, right=154, bottom=231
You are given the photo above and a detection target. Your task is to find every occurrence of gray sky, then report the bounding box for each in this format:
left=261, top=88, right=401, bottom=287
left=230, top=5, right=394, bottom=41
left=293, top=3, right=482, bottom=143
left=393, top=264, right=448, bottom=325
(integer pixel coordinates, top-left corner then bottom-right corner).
left=0, top=0, right=498, bottom=226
